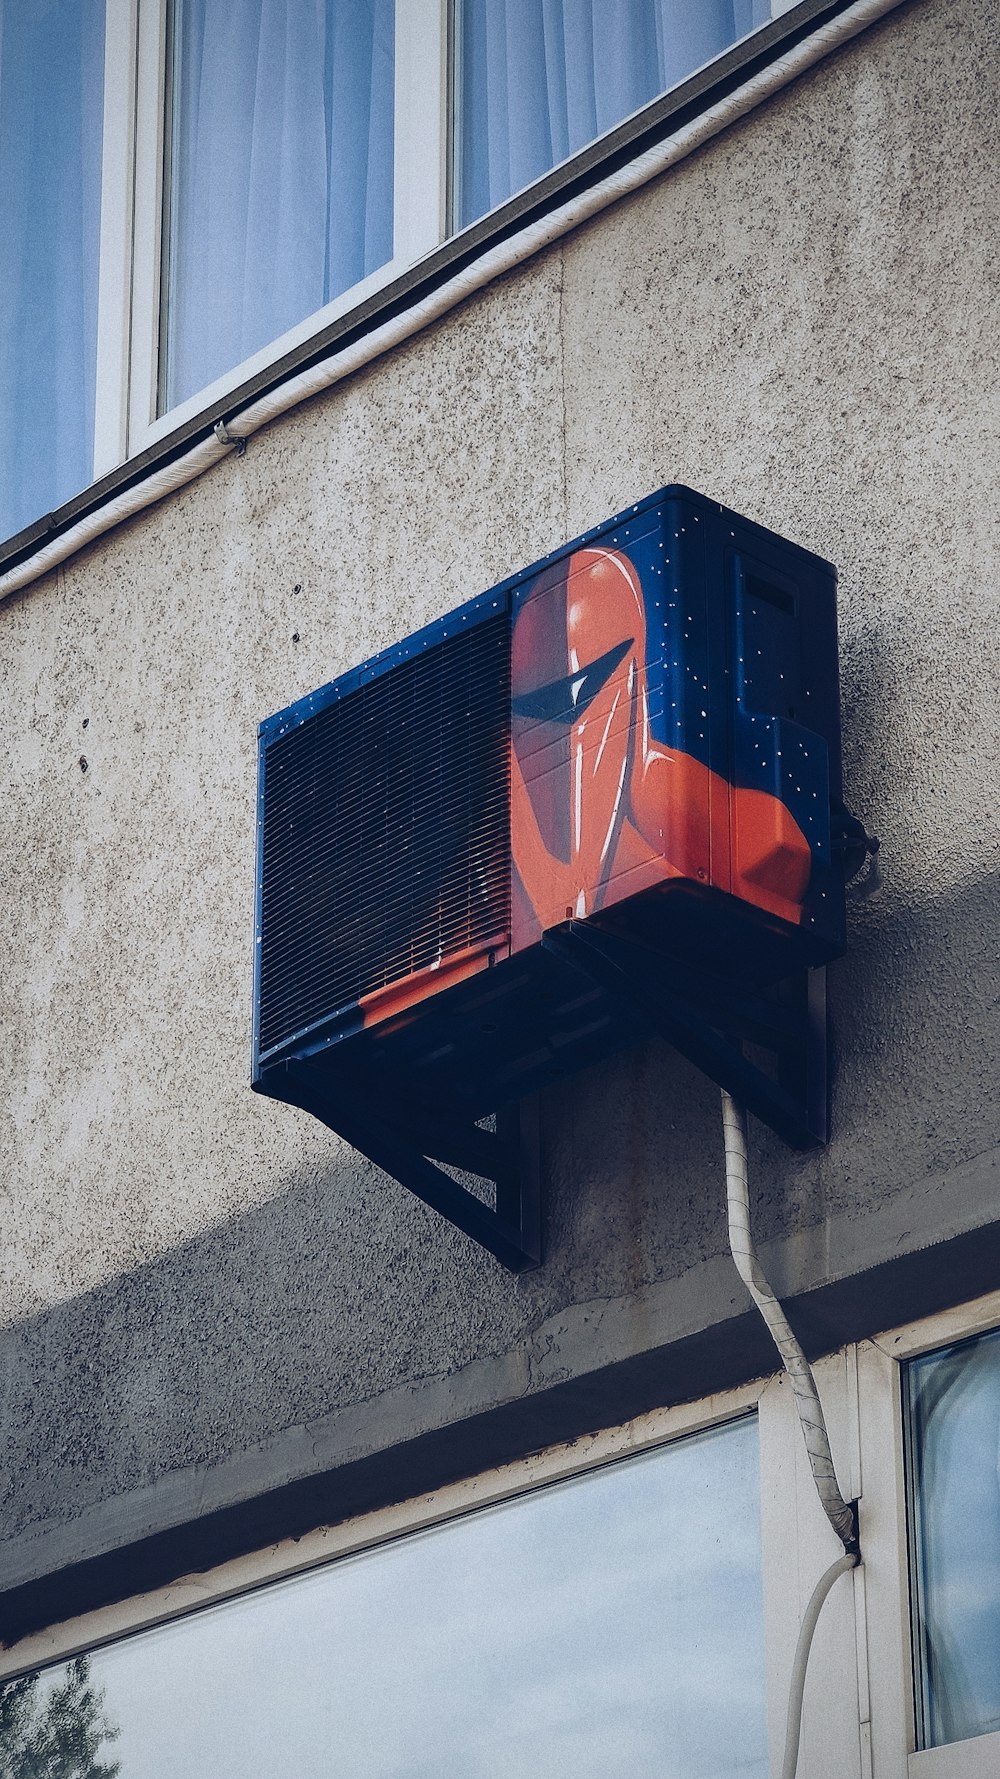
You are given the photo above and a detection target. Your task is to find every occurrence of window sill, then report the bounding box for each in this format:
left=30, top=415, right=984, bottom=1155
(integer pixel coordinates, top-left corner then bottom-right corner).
left=131, top=255, right=407, bottom=455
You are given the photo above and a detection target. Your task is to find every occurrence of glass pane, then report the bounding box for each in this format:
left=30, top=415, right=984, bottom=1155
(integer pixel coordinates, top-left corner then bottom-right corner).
left=906, top=1325, right=1000, bottom=1748
left=0, top=0, right=106, bottom=542
left=162, top=0, right=395, bottom=413
left=457, top=0, right=770, bottom=228
left=0, top=1417, right=766, bottom=1778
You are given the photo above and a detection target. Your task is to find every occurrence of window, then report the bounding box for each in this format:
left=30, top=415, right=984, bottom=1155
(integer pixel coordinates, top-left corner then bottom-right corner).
left=853, top=1293, right=1000, bottom=1779
left=0, top=0, right=810, bottom=553
left=455, top=0, right=770, bottom=227
left=7, top=1282, right=1000, bottom=1777
left=128, top=0, right=444, bottom=447
left=905, top=1325, right=1000, bottom=1753
left=161, top=0, right=396, bottom=412
left=0, top=1413, right=766, bottom=1778
left=0, top=0, right=106, bottom=542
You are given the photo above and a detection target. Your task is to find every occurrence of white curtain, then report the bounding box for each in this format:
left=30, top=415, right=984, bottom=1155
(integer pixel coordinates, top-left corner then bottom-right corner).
left=908, top=1335, right=1000, bottom=1746
left=459, top=0, right=769, bottom=226
left=165, top=0, right=394, bottom=412
left=0, top=0, right=105, bottom=543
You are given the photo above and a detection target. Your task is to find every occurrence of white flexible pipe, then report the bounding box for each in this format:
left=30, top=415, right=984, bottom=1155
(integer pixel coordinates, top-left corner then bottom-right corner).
left=0, top=0, right=907, bottom=605
left=721, top=1090, right=857, bottom=1555
left=780, top=1552, right=857, bottom=1779
left=721, top=1094, right=859, bottom=1776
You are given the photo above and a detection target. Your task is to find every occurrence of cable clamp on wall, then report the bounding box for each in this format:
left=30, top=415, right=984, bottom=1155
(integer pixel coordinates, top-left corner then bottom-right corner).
left=213, top=420, right=247, bottom=455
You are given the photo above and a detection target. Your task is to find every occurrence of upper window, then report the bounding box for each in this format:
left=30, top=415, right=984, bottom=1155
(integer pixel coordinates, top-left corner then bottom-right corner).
left=905, top=1324, right=1000, bottom=1751
left=0, top=0, right=786, bottom=549
left=456, top=0, right=769, bottom=227
left=0, top=0, right=106, bottom=542
left=0, top=1414, right=765, bottom=1777
left=161, top=0, right=395, bottom=410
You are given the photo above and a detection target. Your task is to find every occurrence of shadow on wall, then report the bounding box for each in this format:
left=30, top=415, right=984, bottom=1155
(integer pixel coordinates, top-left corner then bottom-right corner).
left=0, top=867, right=996, bottom=1642
left=0, top=1030, right=729, bottom=1545
left=738, top=867, right=999, bottom=1251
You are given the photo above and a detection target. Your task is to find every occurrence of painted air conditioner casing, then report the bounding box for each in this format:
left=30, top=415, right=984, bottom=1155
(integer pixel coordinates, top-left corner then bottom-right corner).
left=252, top=486, right=843, bottom=1129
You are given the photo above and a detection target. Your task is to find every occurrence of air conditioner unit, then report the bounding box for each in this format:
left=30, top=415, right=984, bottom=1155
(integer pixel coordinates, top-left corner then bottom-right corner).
left=253, top=487, right=846, bottom=1268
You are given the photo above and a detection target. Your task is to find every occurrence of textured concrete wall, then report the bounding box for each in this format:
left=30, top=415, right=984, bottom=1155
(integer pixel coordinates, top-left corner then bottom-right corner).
left=1, top=0, right=998, bottom=1627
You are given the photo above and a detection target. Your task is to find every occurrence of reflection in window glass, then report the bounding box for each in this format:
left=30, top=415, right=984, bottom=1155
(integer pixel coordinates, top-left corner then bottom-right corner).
left=906, top=1325, right=1000, bottom=1749
left=0, top=0, right=106, bottom=542
left=162, top=0, right=395, bottom=413
left=457, top=0, right=770, bottom=228
left=0, top=1416, right=766, bottom=1778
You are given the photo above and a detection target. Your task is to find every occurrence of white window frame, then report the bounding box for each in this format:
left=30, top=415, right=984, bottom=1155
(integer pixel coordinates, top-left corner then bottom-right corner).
left=6, top=0, right=890, bottom=562
left=92, top=0, right=140, bottom=479
left=858, top=1288, right=1000, bottom=1779
left=103, top=0, right=449, bottom=463
left=92, top=0, right=826, bottom=482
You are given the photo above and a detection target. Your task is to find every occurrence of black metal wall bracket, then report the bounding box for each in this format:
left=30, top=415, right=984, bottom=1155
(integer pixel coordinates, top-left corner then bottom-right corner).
left=542, top=920, right=828, bottom=1148
left=256, top=919, right=825, bottom=1270
left=258, top=1059, right=542, bottom=1272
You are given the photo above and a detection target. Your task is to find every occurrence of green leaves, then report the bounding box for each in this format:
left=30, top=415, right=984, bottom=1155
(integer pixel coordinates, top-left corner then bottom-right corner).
left=0, top=1657, right=120, bottom=1779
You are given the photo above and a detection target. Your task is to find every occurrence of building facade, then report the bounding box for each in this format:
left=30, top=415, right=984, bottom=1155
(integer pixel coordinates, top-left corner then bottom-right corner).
left=1, top=0, right=998, bottom=1773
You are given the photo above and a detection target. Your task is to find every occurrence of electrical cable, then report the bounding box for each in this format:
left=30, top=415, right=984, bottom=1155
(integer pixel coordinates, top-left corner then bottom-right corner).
left=0, top=0, right=908, bottom=606
left=780, top=1552, right=857, bottom=1779
left=721, top=1090, right=860, bottom=1778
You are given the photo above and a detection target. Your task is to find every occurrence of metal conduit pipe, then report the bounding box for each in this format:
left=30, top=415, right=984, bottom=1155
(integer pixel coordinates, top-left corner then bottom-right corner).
left=0, top=0, right=907, bottom=605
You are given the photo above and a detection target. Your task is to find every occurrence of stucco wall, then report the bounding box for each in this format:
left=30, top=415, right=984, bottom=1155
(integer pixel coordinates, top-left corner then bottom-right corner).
left=1, top=0, right=997, bottom=1630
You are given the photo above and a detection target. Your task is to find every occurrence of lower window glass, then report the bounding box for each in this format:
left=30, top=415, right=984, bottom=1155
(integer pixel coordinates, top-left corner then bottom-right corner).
left=0, top=1415, right=766, bottom=1778
left=906, top=1324, right=1000, bottom=1749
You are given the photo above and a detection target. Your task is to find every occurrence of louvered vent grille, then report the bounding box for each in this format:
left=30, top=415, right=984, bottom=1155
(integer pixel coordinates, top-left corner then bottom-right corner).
left=258, top=614, right=511, bottom=1058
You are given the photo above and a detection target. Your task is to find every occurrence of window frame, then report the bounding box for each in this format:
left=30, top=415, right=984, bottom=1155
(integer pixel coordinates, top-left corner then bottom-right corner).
left=0, top=0, right=902, bottom=577
left=92, top=0, right=140, bottom=481
left=858, top=1289, right=1000, bottom=1779
left=125, top=0, right=448, bottom=457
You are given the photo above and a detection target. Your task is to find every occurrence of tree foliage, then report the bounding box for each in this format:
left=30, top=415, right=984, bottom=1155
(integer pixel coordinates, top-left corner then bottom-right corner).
left=0, top=1658, right=120, bottom=1779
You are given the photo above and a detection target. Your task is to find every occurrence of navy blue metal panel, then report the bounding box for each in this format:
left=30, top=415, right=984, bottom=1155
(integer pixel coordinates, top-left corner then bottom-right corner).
left=257, top=613, right=510, bottom=1065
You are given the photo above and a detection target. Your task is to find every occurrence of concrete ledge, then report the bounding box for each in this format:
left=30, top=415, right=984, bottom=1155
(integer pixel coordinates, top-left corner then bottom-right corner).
left=3, top=1142, right=998, bottom=1647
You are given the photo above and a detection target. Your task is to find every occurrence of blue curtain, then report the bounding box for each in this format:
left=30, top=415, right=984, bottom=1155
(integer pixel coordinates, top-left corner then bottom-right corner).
left=164, top=0, right=395, bottom=412
left=459, top=0, right=769, bottom=226
left=0, top=0, right=105, bottom=543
